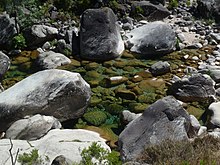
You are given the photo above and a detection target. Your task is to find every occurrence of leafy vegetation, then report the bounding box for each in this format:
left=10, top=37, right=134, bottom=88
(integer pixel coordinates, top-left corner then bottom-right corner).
left=12, top=34, right=26, bottom=50
left=79, top=142, right=122, bottom=165
left=168, top=0, right=179, bottom=9
left=18, top=149, right=44, bottom=165
left=139, top=136, right=220, bottom=165
left=83, top=110, right=108, bottom=126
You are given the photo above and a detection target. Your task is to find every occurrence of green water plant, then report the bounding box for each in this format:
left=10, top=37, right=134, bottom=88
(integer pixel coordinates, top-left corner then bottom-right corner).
left=83, top=110, right=108, bottom=126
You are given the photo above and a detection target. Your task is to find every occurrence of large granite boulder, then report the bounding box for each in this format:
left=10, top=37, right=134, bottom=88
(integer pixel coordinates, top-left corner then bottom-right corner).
left=168, top=74, right=215, bottom=102
left=37, top=51, right=71, bottom=69
left=80, top=7, right=124, bottom=61
left=0, top=69, right=91, bottom=132
left=0, top=129, right=110, bottom=165
left=0, top=14, right=17, bottom=48
left=0, top=51, right=10, bottom=80
left=118, top=96, right=191, bottom=162
left=130, top=1, right=170, bottom=21
left=196, top=0, right=220, bottom=23
left=5, top=114, right=61, bottom=140
left=23, top=25, right=58, bottom=49
left=125, top=21, right=176, bottom=57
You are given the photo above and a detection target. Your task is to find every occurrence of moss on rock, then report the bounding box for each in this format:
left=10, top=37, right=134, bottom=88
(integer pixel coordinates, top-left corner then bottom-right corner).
left=83, top=111, right=108, bottom=126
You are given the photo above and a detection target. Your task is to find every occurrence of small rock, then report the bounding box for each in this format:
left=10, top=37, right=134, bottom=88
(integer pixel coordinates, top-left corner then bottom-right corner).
left=42, top=41, right=51, bottom=50
left=51, top=155, right=72, bottom=165
left=5, top=114, right=61, bottom=140
left=122, top=110, right=142, bottom=124
left=115, top=89, right=136, bottom=100
left=37, top=51, right=71, bottom=69
left=0, top=51, right=10, bottom=80
left=187, top=43, right=203, bottom=49
left=197, top=126, right=207, bottom=136
left=23, top=25, right=58, bottom=49
left=149, top=61, right=170, bottom=76
left=104, top=76, right=128, bottom=87
left=168, top=73, right=215, bottom=102
left=192, top=56, right=199, bottom=61
left=210, top=33, right=220, bottom=43
left=208, top=102, right=220, bottom=128
left=190, top=115, right=200, bottom=133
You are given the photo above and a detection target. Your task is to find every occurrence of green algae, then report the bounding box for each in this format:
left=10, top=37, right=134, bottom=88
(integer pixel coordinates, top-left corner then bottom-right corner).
left=83, top=110, right=108, bottom=126
left=106, top=104, right=124, bottom=115
left=2, top=47, right=214, bottom=146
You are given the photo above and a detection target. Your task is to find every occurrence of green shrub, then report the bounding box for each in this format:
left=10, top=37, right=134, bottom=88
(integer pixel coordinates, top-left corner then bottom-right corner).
left=83, top=110, right=108, bottom=126
left=12, top=34, right=26, bottom=49
left=80, top=142, right=122, bottom=165
left=18, top=149, right=43, bottom=165
left=168, top=0, right=178, bottom=9
left=1, top=0, right=45, bottom=30
left=186, top=0, right=190, bottom=6
left=135, top=6, right=144, bottom=15
left=109, top=0, right=119, bottom=9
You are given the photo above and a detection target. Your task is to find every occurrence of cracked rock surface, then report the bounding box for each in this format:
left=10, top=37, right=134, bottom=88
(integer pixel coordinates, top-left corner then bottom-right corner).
left=118, top=96, right=191, bottom=162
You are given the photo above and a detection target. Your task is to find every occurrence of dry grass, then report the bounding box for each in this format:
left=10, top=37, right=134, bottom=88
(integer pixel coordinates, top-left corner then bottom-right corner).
left=139, top=136, right=220, bottom=165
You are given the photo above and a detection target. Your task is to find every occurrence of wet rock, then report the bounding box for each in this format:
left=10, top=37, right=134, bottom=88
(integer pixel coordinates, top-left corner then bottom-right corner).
left=149, top=61, right=170, bottom=76
left=125, top=21, right=176, bottom=57
left=0, top=69, right=91, bottom=132
left=5, top=114, right=61, bottom=140
left=104, top=76, right=128, bottom=87
left=168, top=74, right=215, bottom=102
left=118, top=96, right=191, bottom=162
left=115, top=88, right=136, bottom=100
left=80, top=7, right=124, bottom=61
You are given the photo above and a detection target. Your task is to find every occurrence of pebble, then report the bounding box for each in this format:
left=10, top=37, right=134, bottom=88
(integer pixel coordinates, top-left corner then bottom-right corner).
left=213, top=51, right=220, bottom=56
left=197, top=126, right=207, bottom=136
left=192, top=56, right=199, bottom=60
